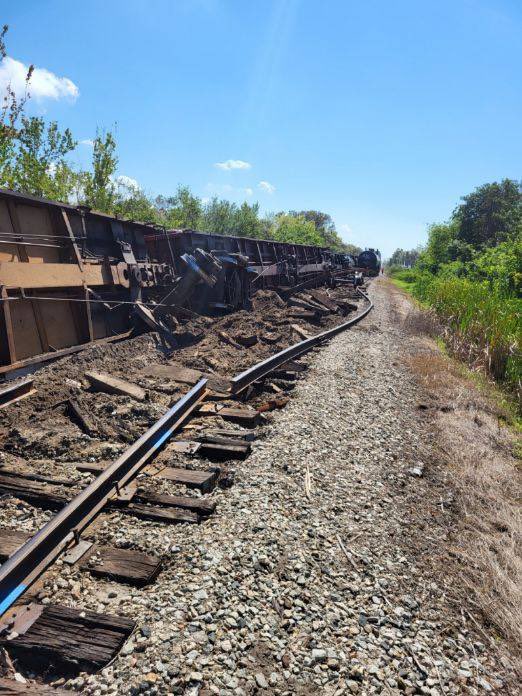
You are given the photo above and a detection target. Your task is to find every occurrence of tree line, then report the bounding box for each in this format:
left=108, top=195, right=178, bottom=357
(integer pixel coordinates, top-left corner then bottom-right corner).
left=387, top=179, right=521, bottom=296
left=387, top=179, right=521, bottom=399
left=0, top=26, right=359, bottom=254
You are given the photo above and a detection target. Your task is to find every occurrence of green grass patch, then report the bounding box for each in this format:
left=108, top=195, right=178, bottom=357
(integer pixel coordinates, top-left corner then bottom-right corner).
left=413, top=276, right=521, bottom=402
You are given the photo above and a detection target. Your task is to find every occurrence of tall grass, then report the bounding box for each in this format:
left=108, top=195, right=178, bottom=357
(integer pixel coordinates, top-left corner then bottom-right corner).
left=412, top=275, right=521, bottom=402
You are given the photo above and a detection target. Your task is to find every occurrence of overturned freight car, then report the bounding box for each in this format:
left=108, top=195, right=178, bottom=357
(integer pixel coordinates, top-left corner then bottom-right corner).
left=0, top=189, right=359, bottom=375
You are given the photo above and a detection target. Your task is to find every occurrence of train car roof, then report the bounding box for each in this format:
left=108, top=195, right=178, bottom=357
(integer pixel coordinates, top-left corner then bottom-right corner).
left=146, top=227, right=330, bottom=252
left=0, top=187, right=165, bottom=231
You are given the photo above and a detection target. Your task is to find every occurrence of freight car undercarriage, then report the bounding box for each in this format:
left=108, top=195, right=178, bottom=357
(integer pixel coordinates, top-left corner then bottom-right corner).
left=0, top=188, right=361, bottom=375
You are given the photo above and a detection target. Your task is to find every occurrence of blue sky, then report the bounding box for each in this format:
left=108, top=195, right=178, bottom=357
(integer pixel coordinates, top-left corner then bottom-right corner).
left=2, top=0, right=521, bottom=257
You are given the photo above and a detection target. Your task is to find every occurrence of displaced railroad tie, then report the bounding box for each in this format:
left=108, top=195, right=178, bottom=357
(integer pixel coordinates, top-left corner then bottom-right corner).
left=0, top=604, right=135, bottom=673
left=142, top=364, right=230, bottom=393
left=65, top=398, right=97, bottom=436
left=133, top=491, right=216, bottom=517
left=307, top=289, right=340, bottom=312
left=155, top=466, right=218, bottom=494
left=121, top=503, right=200, bottom=524
left=0, top=472, right=68, bottom=510
left=79, top=546, right=162, bottom=587
left=198, top=403, right=261, bottom=427
left=0, top=378, right=36, bottom=409
left=84, top=371, right=146, bottom=401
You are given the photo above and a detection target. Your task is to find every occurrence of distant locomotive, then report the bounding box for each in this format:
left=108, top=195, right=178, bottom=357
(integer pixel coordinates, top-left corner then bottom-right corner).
left=357, top=248, right=381, bottom=276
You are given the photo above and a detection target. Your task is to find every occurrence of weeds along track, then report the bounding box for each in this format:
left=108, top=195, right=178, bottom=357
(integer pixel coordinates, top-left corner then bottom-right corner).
left=0, top=283, right=372, bottom=689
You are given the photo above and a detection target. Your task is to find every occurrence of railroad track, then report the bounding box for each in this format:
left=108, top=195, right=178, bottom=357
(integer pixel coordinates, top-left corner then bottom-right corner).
left=0, top=286, right=372, bottom=691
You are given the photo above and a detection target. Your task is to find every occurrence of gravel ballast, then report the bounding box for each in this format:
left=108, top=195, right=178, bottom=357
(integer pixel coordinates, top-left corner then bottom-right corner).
left=11, top=279, right=517, bottom=694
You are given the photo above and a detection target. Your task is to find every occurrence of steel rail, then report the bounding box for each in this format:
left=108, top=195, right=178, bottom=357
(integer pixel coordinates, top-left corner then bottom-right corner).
left=0, top=379, right=208, bottom=617
left=231, top=287, right=373, bottom=394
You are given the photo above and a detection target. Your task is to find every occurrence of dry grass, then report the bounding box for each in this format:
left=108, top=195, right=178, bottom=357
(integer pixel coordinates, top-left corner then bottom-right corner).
left=407, top=328, right=522, bottom=671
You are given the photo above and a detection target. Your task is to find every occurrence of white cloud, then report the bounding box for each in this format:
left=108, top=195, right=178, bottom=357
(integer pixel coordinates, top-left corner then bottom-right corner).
left=0, top=56, right=79, bottom=102
left=258, top=180, right=276, bottom=194
left=339, top=224, right=352, bottom=235
left=214, top=159, right=252, bottom=171
left=114, top=175, right=140, bottom=192
left=80, top=139, right=94, bottom=147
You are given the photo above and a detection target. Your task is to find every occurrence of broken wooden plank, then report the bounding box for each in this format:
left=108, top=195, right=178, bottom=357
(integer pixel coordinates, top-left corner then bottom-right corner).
left=0, top=528, right=31, bottom=563
left=290, top=324, right=311, bottom=340
left=307, top=289, right=340, bottom=312
left=65, top=398, right=97, bottom=436
left=80, top=546, right=162, bottom=587
left=261, top=332, right=282, bottom=345
left=234, top=333, right=258, bottom=347
left=217, top=330, right=242, bottom=349
left=134, top=490, right=216, bottom=516
left=84, top=371, right=146, bottom=401
left=121, top=503, right=199, bottom=524
left=0, top=604, right=135, bottom=673
left=288, top=298, right=329, bottom=315
left=257, top=397, right=290, bottom=413
left=156, top=466, right=217, bottom=493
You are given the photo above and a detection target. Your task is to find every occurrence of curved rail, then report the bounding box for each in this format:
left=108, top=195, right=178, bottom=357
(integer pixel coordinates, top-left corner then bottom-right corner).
left=0, top=286, right=373, bottom=618
left=231, top=287, right=373, bottom=394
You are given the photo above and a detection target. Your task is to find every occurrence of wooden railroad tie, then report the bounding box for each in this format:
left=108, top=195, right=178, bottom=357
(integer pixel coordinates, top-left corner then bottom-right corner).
left=0, top=604, right=135, bottom=673
left=84, top=371, right=146, bottom=401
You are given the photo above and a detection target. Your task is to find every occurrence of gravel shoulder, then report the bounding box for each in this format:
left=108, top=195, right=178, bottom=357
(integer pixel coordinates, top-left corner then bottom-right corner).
left=6, top=278, right=520, bottom=694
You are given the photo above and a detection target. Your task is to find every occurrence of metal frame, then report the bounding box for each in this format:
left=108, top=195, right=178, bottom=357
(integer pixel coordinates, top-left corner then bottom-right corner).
left=0, top=379, right=208, bottom=617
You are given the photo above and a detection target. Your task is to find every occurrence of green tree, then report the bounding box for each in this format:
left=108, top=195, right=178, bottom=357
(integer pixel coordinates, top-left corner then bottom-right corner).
left=5, top=116, right=76, bottom=199
left=269, top=214, right=323, bottom=246
left=155, top=185, right=202, bottom=228
left=81, top=130, right=118, bottom=211
left=454, top=179, right=522, bottom=249
left=388, top=246, right=422, bottom=267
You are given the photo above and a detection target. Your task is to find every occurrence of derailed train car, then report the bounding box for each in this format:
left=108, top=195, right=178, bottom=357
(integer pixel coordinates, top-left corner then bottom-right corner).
left=0, top=187, right=361, bottom=374
left=144, top=229, right=348, bottom=311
